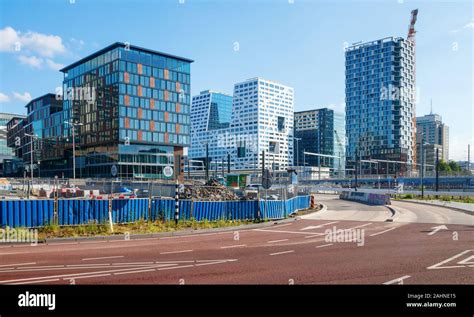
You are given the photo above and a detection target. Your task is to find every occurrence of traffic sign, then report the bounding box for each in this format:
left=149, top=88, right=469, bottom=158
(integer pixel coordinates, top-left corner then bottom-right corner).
left=163, top=165, right=174, bottom=177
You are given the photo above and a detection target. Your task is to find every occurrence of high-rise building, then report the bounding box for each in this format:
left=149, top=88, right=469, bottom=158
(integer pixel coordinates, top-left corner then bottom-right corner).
left=416, top=113, right=449, bottom=162
left=294, top=108, right=345, bottom=176
left=345, top=37, right=416, bottom=175
left=60, top=42, right=193, bottom=178
left=189, top=78, right=294, bottom=172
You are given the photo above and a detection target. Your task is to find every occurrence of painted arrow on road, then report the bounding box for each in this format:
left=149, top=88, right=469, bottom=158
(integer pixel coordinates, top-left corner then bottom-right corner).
left=427, top=225, right=448, bottom=236
left=301, top=221, right=339, bottom=231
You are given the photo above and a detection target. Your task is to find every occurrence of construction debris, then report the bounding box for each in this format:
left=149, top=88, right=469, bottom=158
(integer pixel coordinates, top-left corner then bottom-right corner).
left=179, top=179, right=242, bottom=201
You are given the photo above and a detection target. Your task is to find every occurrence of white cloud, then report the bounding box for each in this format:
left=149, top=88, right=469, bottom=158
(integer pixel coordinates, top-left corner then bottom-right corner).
left=13, top=91, right=32, bottom=103
left=0, top=92, right=10, bottom=103
left=0, top=26, right=66, bottom=57
left=46, top=59, right=64, bottom=71
left=18, top=55, right=43, bottom=68
left=464, top=21, right=474, bottom=29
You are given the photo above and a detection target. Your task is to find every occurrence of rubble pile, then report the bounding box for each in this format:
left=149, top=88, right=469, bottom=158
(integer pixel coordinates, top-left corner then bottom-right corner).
left=180, top=179, right=241, bottom=201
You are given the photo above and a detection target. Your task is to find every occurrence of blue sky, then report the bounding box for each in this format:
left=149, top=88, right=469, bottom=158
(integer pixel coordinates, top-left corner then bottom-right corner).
left=0, top=0, right=472, bottom=160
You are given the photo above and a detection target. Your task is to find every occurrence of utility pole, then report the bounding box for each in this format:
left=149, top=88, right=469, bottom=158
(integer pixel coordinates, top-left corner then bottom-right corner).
left=64, top=121, right=83, bottom=179
left=205, top=142, right=209, bottom=182
left=435, top=147, right=439, bottom=192
left=354, top=152, right=358, bottom=192
left=24, top=133, right=37, bottom=192
left=421, top=136, right=425, bottom=199
left=468, top=144, right=471, bottom=174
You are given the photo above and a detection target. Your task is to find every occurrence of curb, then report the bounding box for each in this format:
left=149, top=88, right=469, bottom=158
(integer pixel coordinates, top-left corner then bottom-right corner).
left=298, top=203, right=326, bottom=220
left=41, top=217, right=300, bottom=244
left=384, top=205, right=398, bottom=222
left=392, top=199, right=474, bottom=216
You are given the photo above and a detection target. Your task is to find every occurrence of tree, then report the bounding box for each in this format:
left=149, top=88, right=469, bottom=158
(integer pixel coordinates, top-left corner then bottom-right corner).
left=448, top=161, right=462, bottom=172
left=437, top=160, right=451, bottom=172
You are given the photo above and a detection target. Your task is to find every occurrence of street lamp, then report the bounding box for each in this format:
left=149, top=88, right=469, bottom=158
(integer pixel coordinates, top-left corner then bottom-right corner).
left=64, top=121, right=83, bottom=179
left=24, top=133, right=38, bottom=186
left=293, top=137, right=301, bottom=169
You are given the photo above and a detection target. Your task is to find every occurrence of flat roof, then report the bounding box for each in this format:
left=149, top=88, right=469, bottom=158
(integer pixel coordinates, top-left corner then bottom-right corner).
left=24, top=93, right=57, bottom=108
left=60, top=42, right=194, bottom=72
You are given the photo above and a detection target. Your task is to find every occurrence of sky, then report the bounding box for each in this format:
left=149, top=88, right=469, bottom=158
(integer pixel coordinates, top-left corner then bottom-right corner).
left=0, top=0, right=472, bottom=160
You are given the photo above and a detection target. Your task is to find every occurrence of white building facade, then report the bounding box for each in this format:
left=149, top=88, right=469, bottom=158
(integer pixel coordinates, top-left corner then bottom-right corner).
left=189, top=78, right=294, bottom=172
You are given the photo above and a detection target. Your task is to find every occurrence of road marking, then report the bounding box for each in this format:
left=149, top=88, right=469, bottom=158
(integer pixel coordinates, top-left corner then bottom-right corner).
left=346, top=223, right=373, bottom=230
left=220, top=244, right=247, bottom=249
left=68, top=273, right=111, bottom=280
left=369, top=227, right=397, bottom=237
left=457, top=255, right=474, bottom=265
left=427, top=250, right=474, bottom=270
left=269, top=250, right=294, bottom=256
left=267, top=239, right=289, bottom=244
left=304, top=234, right=325, bottom=239
left=82, top=255, right=124, bottom=261
left=254, top=229, right=324, bottom=236
left=427, top=225, right=448, bottom=236
left=384, top=275, right=411, bottom=285
left=160, top=250, right=193, bottom=255
left=10, top=279, right=61, bottom=285
left=315, top=244, right=333, bottom=248
left=0, top=262, right=36, bottom=268
left=301, top=221, right=339, bottom=231
left=114, top=269, right=156, bottom=275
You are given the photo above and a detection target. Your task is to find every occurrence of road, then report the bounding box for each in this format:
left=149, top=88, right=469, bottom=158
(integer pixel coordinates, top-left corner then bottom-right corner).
left=0, top=194, right=472, bottom=285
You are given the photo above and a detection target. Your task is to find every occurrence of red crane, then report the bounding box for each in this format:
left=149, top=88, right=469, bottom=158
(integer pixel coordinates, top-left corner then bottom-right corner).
left=407, top=9, right=418, bottom=41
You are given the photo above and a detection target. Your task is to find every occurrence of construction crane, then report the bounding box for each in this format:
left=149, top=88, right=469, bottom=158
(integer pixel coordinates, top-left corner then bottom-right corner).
left=407, top=9, right=418, bottom=41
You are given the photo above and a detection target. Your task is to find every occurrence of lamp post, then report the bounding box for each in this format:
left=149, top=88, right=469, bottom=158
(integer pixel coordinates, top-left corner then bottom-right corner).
left=24, top=133, right=38, bottom=187
left=293, top=137, right=301, bottom=169
left=64, top=121, right=83, bottom=179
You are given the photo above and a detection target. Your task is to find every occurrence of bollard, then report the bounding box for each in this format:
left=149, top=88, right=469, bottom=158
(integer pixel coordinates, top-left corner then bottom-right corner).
left=174, top=180, right=179, bottom=225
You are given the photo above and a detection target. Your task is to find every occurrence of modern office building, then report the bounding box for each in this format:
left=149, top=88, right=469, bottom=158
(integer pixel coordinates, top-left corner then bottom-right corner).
left=59, top=42, right=192, bottom=178
left=189, top=78, right=294, bottom=172
left=294, top=108, right=345, bottom=176
left=416, top=113, right=449, bottom=163
left=1, top=113, right=25, bottom=175
left=6, top=42, right=193, bottom=179
left=6, top=94, right=66, bottom=177
left=345, top=37, right=416, bottom=175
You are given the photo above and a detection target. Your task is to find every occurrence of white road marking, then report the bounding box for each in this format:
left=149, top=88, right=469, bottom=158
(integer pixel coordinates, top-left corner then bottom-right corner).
left=369, top=227, right=397, bottom=237
left=254, top=229, right=324, bottom=236
left=304, top=234, right=325, bottom=239
left=301, top=221, right=339, bottom=231
left=67, top=273, right=111, bottom=280
left=160, top=250, right=193, bottom=255
left=220, top=244, right=247, bottom=249
left=427, top=225, right=448, bottom=236
left=383, top=275, right=411, bottom=285
left=113, top=269, right=156, bottom=275
left=82, top=255, right=124, bottom=261
left=315, top=244, right=333, bottom=248
left=0, top=262, right=36, bottom=268
left=269, top=250, right=294, bottom=256
left=10, top=279, right=60, bottom=285
left=457, top=255, right=474, bottom=265
left=346, top=223, right=373, bottom=230
left=427, top=250, right=474, bottom=270
left=267, top=239, right=289, bottom=244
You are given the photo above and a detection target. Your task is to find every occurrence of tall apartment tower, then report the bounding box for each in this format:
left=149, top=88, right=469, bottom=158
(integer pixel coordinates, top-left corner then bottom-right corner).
left=189, top=78, right=294, bottom=171
left=345, top=37, right=416, bottom=175
left=416, top=113, right=449, bottom=161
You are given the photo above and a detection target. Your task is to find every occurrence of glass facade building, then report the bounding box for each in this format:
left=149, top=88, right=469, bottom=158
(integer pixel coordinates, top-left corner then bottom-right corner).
left=60, top=42, right=193, bottom=178
left=294, top=108, right=345, bottom=176
left=345, top=37, right=416, bottom=175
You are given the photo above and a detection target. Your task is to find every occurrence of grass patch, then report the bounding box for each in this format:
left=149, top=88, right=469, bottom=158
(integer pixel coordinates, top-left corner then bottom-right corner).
left=397, top=194, right=474, bottom=204
left=36, top=218, right=258, bottom=240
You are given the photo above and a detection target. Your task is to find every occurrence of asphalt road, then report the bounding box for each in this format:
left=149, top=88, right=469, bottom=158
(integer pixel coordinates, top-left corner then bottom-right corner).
left=0, top=195, right=472, bottom=285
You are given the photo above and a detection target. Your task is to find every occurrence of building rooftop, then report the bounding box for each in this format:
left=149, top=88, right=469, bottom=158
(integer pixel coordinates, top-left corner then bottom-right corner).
left=346, top=36, right=405, bottom=52
left=60, top=42, right=194, bottom=72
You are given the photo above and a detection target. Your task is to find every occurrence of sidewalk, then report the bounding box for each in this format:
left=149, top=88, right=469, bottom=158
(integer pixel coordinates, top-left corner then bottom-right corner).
left=402, top=199, right=474, bottom=214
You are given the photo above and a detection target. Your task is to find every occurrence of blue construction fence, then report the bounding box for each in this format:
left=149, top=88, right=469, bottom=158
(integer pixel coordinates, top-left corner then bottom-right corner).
left=0, top=196, right=310, bottom=228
